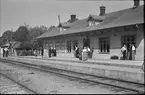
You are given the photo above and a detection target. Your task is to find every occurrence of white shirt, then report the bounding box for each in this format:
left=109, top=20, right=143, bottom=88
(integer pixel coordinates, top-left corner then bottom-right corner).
left=4, top=48, right=8, bottom=51
left=82, top=48, right=88, bottom=52
left=121, top=46, right=127, bottom=52
left=132, top=46, right=136, bottom=51
left=87, top=48, right=91, bottom=52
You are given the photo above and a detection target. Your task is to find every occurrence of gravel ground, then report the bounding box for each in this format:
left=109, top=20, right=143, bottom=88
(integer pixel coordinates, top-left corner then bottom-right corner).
left=0, top=61, right=135, bottom=94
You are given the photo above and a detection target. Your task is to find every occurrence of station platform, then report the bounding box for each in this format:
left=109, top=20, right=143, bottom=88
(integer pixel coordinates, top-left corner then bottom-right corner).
left=0, top=55, right=144, bottom=84
left=18, top=55, right=143, bottom=69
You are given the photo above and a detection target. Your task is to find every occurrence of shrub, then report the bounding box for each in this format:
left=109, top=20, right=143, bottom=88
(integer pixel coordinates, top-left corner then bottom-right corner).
left=110, top=55, right=119, bottom=60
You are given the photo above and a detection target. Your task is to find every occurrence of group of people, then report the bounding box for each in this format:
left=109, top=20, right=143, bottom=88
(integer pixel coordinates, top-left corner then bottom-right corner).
left=48, top=47, right=57, bottom=57
left=121, top=43, right=136, bottom=60
left=75, top=46, right=93, bottom=61
left=3, top=47, right=9, bottom=57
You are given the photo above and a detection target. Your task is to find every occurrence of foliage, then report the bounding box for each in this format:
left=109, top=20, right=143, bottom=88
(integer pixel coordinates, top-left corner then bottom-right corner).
left=0, top=37, right=4, bottom=46
left=13, top=26, right=30, bottom=42
left=28, top=25, right=49, bottom=40
left=1, top=30, right=14, bottom=42
left=0, top=24, right=50, bottom=49
left=20, top=41, right=33, bottom=50
left=28, top=25, right=52, bottom=49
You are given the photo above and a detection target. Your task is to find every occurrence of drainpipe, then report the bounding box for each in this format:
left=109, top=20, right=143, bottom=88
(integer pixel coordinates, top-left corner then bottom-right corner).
left=142, top=24, right=145, bottom=72
left=143, top=29, right=145, bottom=72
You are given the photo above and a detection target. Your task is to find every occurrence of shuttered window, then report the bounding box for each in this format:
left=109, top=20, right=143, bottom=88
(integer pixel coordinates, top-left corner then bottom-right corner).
left=99, top=37, right=110, bottom=53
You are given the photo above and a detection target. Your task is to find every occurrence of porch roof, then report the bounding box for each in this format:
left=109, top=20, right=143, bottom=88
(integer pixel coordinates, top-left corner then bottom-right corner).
left=0, top=43, right=10, bottom=48
left=12, top=42, right=21, bottom=49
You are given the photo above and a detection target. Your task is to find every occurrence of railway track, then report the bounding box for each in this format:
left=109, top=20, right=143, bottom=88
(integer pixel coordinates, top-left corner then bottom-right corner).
left=0, top=58, right=144, bottom=94
left=0, top=73, right=37, bottom=94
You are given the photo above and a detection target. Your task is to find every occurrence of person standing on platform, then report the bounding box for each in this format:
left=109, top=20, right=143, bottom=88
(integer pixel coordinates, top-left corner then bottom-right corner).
left=41, top=47, right=44, bottom=57
left=34, top=50, right=37, bottom=57
left=87, top=47, right=91, bottom=58
left=82, top=47, right=88, bottom=61
left=53, top=48, right=56, bottom=57
left=90, top=47, right=94, bottom=58
left=75, top=46, right=79, bottom=58
left=78, top=47, right=82, bottom=60
left=121, top=44, right=127, bottom=60
left=49, top=47, right=52, bottom=57
left=3, top=48, right=5, bottom=57
left=4, top=47, right=8, bottom=57
left=128, top=44, right=132, bottom=60
left=51, top=48, right=54, bottom=56
left=131, top=44, right=136, bottom=60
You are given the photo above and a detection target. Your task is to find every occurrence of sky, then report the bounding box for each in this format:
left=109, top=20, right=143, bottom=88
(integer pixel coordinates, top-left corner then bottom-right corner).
left=0, top=0, right=144, bottom=36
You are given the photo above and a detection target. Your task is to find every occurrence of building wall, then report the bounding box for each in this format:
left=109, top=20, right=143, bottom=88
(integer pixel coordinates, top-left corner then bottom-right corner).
left=90, top=25, right=144, bottom=61
left=135, top=26, right=144, bottom=60
left=43, top=25, right=144, bottom=61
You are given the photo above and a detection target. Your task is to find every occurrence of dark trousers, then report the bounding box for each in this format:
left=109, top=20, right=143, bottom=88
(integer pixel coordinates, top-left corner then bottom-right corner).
left=49, top=49, right=51, bottom=57
left=129, top=51, right=132, bottom=60
left=123, top=51, right=126, bottom=60
left=54, top=50, right=56, bottom=56
left=132, top=50, right=135, bottom=60
left=3, top=51, right=5, bottom=57
left=49, top=52, right=51, bottom=57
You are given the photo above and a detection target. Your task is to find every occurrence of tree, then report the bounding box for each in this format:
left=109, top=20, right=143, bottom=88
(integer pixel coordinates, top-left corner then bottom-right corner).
left=13, top=26, right=30, bottom=42
left=1, top=30, right=14, bottom=43
left=0, top=37, right=4, bottom=46
left=20, top=41, right=33, bottom=50
left=28, top=25, right=49, bottom=40
left=28, top=25, right=49, bottom=49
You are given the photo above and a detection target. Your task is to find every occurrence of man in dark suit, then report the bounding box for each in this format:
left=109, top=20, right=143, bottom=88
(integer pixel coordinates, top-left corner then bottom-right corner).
left=49, top=47, right=52, bottom=57
left=53, top=48, right=56, bottom=57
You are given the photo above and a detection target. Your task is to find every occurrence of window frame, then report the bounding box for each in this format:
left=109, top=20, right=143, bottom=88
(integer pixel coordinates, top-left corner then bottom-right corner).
left=55, top=41, right=60, bottom=50
left=99, top=37, right=110, bottom=54
left=121, top=35, right=136, bottom=51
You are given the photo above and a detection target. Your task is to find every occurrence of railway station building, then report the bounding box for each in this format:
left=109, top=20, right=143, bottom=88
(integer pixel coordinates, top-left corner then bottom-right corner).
left=37, top=0, right=144, bottom=61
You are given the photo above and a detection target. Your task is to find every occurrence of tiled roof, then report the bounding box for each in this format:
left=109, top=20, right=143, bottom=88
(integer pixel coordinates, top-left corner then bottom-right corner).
left=84, top=5, right=144, bottom=32
left=0, top=43, right=10, bottom=48
left=12, top=41, right=21, bottom=49
left=37, top=5, right=144, bottom=39
left=61, top=18, right=79, bottom=28
left=87, top=15, right=105, bottom=22
left=37, top=27, right=60, bottom=39
left=37, top=19, right=88, bottom=39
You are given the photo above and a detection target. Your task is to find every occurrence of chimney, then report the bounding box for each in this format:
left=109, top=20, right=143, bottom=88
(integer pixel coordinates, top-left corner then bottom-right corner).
left=133, top=0, right=140, bottom=8
left=100, top=6, right=106, bottom=16
left=70, top=14, right=76, bottom=22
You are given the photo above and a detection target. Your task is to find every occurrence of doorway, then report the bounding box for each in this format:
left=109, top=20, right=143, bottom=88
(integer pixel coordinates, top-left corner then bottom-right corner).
left=67, top=40, right=71, bottom=53
left=83, top=38, right=90, bottom=48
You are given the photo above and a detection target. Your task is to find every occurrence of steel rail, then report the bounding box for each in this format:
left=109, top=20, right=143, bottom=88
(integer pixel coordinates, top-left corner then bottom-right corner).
left=0, top=73, right=38, bottom=94
left=2, top=58, right=143, bottom=85
left=0, top=58, right=144, bottom=94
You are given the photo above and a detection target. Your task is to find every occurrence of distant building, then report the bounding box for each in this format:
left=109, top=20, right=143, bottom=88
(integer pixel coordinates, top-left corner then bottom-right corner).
left=37, top=0, right=144, bottom=61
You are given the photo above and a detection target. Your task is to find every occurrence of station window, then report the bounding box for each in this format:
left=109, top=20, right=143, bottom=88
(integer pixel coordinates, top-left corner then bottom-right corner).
left=55, top=41, right=60, bottom=50
left=99, top=37, right=110, bottom=53
left=121, top=35, right=136, bottom=48
left=60, top=40, right=65, bottom=50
